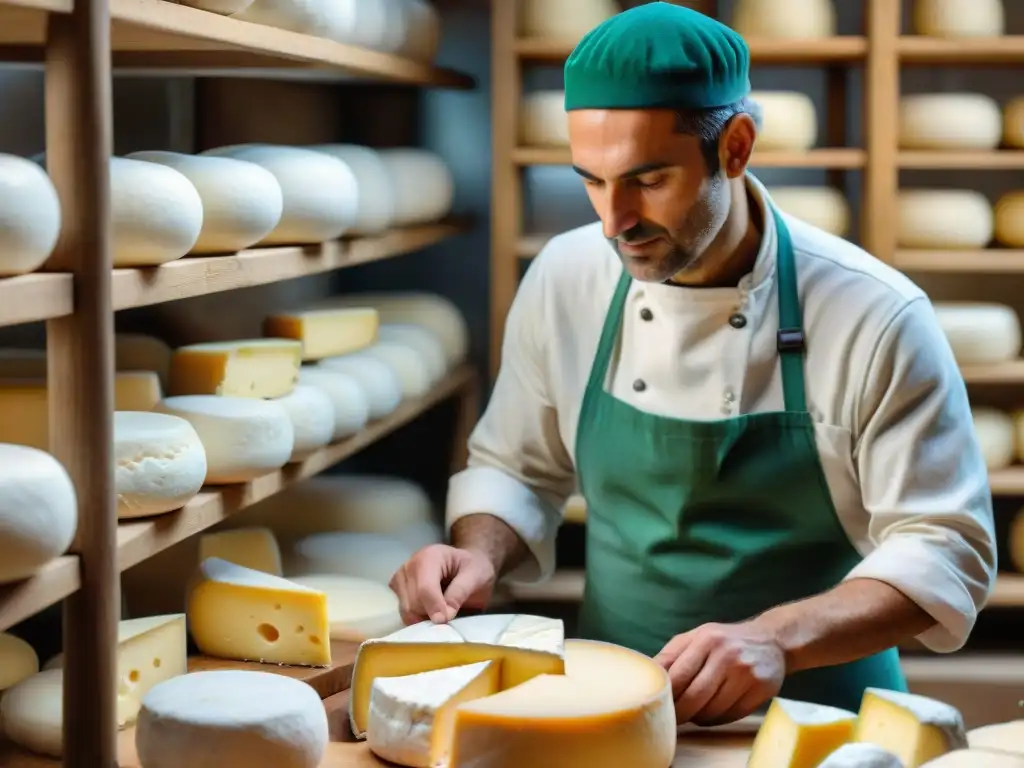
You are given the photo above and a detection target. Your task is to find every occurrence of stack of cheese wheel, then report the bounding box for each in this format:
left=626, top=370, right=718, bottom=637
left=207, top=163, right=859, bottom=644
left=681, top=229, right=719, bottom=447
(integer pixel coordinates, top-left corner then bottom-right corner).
left=732, top=0, right=836, bottom=38
left=932, top=302, right=1022, bottom=367
left=0, top=153, right=61, bottom=277
left=971, top=406, right=1015, bottom=471
left=897, top=190, right=993, bottom=250
left=308, top=144, right=397, bottom=234
left=770, top=187, right=851, bottom=237
left=519, top=0, right=619, bottom=41
left=994, top=191, right=1024, bottom=248
left=750, top=91, right=818, bottom=151
left=1004, top=98, right=1024, bottom=148
left=520, top=90, right=569, bottom=147
left=912, top=0, right=1005, bottom=37
left=898, top=94, right=1002, bottom=151
left=377, top=148, right=455, bottom=226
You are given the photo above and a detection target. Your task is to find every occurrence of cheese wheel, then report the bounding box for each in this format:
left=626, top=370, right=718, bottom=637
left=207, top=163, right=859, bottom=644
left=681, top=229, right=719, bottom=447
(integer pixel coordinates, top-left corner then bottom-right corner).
left=272, top=384, right=335, bottom=461
left=314, top=354, right=402, bottom=420
left=377, top=149, right=454, bottom=225
left=921, top=751, right=1024, bottom=767
left=363, top=0, right=407, bottom=53
left=135, top=670, right=329, bottom=768
left=897, top=190, right=993, bottom=249
left=378, top=324, right=448, bottom=383
left=114, top=411, right=208, bottom=519
left=751, top=91, right=818, bottom=151
left=732, top=0, right=836, bottom=38
left=898, top=94, right=1002, bottom=150
left=0, top=154, right=60, bottom=277
left=1009, top=511, right=1024, bottom=571
left=1003, top=97, right=1024, bottom=149
left=285, top=531, right=416, bottom=584
left=994, top=192, right=1024, bottom=248
left=288, top=574, right=404, bottom=641
left=0, top=633, right=39, bottom=691
left=968, top=720, right=1024, bottom=755
left=971, top=407, right=1014, bottom=471
left=177, top=0, right=253, bottom=14
left=519, top=0, right=618, bottom=40
left=115, top=334, right=173, bottom=388
left=126, top=151, right=283, bottom=255
left=912, top=0, right=1005, bottom=37
left=770, top=187, right=850, bottom=237
left=362, top=341, right=433, bottom=398
left=231, top=0, right=349, bottom=37
left=818, top=743, right=903, bottom=767
left=396, top=0, right=440, bottom=62
left=0, top=445, right=76, bottom=585
left=155, top=396, right=294, bottom=484
left=933, top=302, right=1022, bottom=365
left=0, top=668, right=63, bottom=756
left=295, top=367, right=371, bottom=439
left=199, top=144, right=357, bottom=245
left=520, top=91, right=569, bottom=147
left=308, top=145, right=396, bottom=234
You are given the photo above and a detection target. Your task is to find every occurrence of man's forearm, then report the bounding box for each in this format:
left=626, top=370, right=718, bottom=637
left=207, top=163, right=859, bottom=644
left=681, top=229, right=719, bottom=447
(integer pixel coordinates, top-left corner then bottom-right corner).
left=451, top=513, right=531, bottom=578
left=752, top=578, right=937, bottom=674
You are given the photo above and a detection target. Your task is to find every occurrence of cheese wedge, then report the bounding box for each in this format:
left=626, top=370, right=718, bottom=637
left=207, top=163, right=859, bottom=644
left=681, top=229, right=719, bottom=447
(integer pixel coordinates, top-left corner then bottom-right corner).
left=188, top=557, right=331, bottom=667
left=288, top=574, right=403, bottom=642
left=921, top=749, right=1024, bottom=767
left=969, top=720, right=1024, bottom=755
left=264, top=307, right=379, bottom=361
left=748, top=697, right=858, bottom=768
left=854, top=688, right=968, bottom=766
left=198, top=527, right=283, bottom=575
left=168, top=338, right=301, bottom=398
left=818, top=742, right=902, bottom=767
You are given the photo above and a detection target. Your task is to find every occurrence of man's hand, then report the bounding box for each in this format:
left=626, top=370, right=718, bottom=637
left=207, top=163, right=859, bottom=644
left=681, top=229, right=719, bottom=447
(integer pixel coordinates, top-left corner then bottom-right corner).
left=389, top=544, right=497, bottom=626
left=654, top=621, right=785, bottom=726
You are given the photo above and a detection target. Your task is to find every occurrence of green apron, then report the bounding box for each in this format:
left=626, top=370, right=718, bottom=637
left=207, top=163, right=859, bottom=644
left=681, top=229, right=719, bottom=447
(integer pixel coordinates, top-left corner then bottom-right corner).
left=575, top=206, right=907, bottom=712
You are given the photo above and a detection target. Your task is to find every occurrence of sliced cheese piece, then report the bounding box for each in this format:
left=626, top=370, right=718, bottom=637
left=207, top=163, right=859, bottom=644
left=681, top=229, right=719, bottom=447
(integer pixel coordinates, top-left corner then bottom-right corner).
left=854, top=687, right=967, bottom=767
left=519, top=0, right=618, bottom=41
left=0, top=444, right=77, bottom=585
left=315, top=353, right=402, bottom=420
left=447, top=638, right=676, bottom=768
left=377, top=324, right=447, bottom=383
left=135, top=670, right=329, bottom=768
left=169, top=338, right=302, bottom=399
left=1005, top=98, right=1024, bottom=149
left=285, top=531, right=416, bottom=585
left=912, top=0, right=1004, bottom=37
left=308, top=144, right=396, bottom=234
left=264, top=307, right=379, bottom=361
left=368, top=660, right=501, bottom=768
left=0, top=154, right=60, bottom=276
left=273, top=384, right=335, bottom=461
left=899, top=93, right=1002, bottom=150
left=188, top=557, right=332, bottom=667
left=114, top=411, right=207, bottom=519
left=0, top=348, right=46, bottom=379
left=199, top=527, right=282, bottom=575
left=156, top=395, right=294, bottom=484
left=0, top=633, right=39, bottom=691
left=747, top=697, right=858, bottom=768
left=921, top=750, right=1024, bottom=767
left=289, top=574, right=403, bottom=641
left=520, top=90, right=569, bottom=147
left=732, top=0, right=836, bottom=38
left=1009, top=509, right=1024, bottom=571
left=770, top=187, right=851, bottom=238
left=898, top=190, right=993, bottom=250
left=933, top=302, right=1022, bottom=365
left=818, top=742, right=903, bottom=767
left=751, top=91, right=818, bottom=150
left=115, top=333, right=173, bottom=388
left=295, top=367, right=371, bottom=439
left=971, top=407, right=1015, bottom=471
left=377, top=149, right=454, bottom=225
left=968, top=720, right=1024, bottom=755
left=994, top=191, right=1024, bottom=248
left=350, top=613, right=566, bottom=736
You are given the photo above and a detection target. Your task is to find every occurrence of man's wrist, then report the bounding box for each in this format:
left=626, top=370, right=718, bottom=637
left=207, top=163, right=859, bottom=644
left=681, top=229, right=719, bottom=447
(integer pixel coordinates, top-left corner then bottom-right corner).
left=450, top=513, right=530, bottom=578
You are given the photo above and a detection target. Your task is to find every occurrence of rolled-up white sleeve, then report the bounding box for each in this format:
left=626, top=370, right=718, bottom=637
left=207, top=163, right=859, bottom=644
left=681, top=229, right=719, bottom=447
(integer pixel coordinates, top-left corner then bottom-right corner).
left=446, top=256, right=576, bottom=583
left=845, top=296, right=997, bottom=653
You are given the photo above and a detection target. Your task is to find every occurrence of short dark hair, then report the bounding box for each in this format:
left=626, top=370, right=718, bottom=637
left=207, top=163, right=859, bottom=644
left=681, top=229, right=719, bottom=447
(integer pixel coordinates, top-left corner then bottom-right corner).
left=674, top=96, right=763, bottom=174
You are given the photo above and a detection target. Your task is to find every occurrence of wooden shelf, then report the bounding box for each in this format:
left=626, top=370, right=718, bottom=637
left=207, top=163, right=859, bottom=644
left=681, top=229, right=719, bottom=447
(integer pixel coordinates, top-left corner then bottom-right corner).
left=0, top=556, right=79, bottom=633
left=895, top=250, right=1024, bottom=273
left=989, top=467, right=1024, bottom=496
left=513, top=147, right=865, bottom=168
left=0, top=272, right=73, bottom=329
left=960, top=361, right=1024, bottom=384
left=899, top=151, right=1024, bottom=169
left=898, top=35, right=1024, bottom=65
left=988, top=574, right=1024, bottom=607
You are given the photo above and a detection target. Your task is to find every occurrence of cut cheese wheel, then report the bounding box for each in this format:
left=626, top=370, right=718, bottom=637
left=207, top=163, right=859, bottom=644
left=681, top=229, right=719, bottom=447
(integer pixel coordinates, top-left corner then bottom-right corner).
left=520, top=91, right=569, bottom=147
left=377, top=149, right=454, bottom=225
left=932, top=302, right=1022, bottom=365
left=750, top=91, right=818, bottom=150
left=135, top=670, right=329, bottom=768
left=519, top=0, right=618, bottom=40
left=1009, top=509, right=1024, bottom=571
left=994, top=192, right=1024, bottom=248
left=111, top=157, right=203, bottom=267
left=188, top=557, right=332, bottom=667
left=169, top=338, right=302, bottom=399
left=732, top=0, right=836, bottom=38
left=288, top=574, right=403, bottom=641
left=116, top=333, right=173, bottom=388
left=308, top=145, right=396, bottom=234
left=396, top=0, right=440, bottom=62
left=199, top=144, right=357, bottom=244
left=1004, top=98, right=1024, bottom=149
left=854, top=687, right=967, bottom=767
left=968, top=720, right=1024, bottom=755
left=0, top=444, right=77, bottom=585
left=0, top=633, right=39, bottom=691
left=126, top=151, right=283, bottom=255
left=284, top=531, right=416, bottom=585
left=199, top=527, right=283, bottom=575
left=155, top=396, right=294, bottom=484
left=264, top=307, right=379, bottom=361
left=178, top=0, right=253, bottom=14
left=922, top=751, right=1024, bottom=767
left=912, top=0, right=1005, bottom=37
left=0, top=154, right=61, bottom=277
left=295, top=367, right=370, bottom=439
left=899, top=94, right=1002, bottom=150
left=898, top=190, right=993, bottom=249
left=312, top=354, right=401, bottom=420
left=114, top=411, right=207, bottom=519
left=971, top=407, right=1015, bottom=471
left=0, top=348, right=46, bottom=379
left=378, top=324, right=447, bottom=383
left=273, top=384, right=335, bottom=461
left=349, top=613, right=566, bottom=737
left=818, top=742, right=903, bottom=767
left=748, top=697, right=858, bottom=768
left=771, top=187, right=851, bottom=237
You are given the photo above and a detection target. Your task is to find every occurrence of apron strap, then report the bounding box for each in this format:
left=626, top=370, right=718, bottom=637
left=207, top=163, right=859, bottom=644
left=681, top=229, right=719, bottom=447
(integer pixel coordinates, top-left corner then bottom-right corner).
left=585, top=266, right=633, bottom=395
left=771, top=206, right=808, bottom=413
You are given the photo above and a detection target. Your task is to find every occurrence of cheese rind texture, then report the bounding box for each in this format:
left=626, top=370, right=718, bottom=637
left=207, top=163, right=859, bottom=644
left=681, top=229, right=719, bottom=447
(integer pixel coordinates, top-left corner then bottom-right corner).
left=921, top=750, right=1024, bottom=767
left=295, top=367, right=371, bottom=438
left=971, top=407, right=1015, bottom=471
left=199, top=527, right=283, bottom=575
left=748, top=697, right=858, bottom=768
left=272, top=384, right=335, bottom=461
left=732, top=0, right=835, bottom=38
left=520, top=90, right=569, bottom=147
left=308, top=145, right=396, bottom=234
left=360, top=341, right=433, bottom=398
left=377, top=149, right=453, bottom=225
left=520, top=0, right=617, bottom=41
left=995, top=192, right=1024, bottom=248
left=770, top=186, right=851, bottom=238
left=135, top=670, right=329, bottom=768
left=750, top=91, right=818, bottom=150
left=0, top=153, right=61, bottom=277
left=968, top=720, right=1024, bottom=755
left=169, top=338, right=302, bottom=398
left=912, top=0, right=1004, bottom=37
left=897, top=190, right=993, bottom=250
left=289, top=574, right=403, bottom=641
left=818, top=742, right=903, bottom=767
left=899, top=94, right=1002, bottom=150
left=316, top=353, right=402, bottom=420
left=0, top=632, right=39, bottom=691
left=378, top=324, right=448, bottom=383
left=854, top=687, right=968, bottom=767
left=933, top=302, right=1022, bottom=365
left=264, top=307, right=379, bottom=361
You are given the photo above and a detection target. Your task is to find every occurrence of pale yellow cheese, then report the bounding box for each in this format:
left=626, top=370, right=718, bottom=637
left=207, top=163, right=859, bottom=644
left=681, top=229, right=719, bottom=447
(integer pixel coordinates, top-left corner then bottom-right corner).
left=0, top=632, right=39, bottom=691
left=264, top=307, right=379, bottom=361
left=188, top=557, right=331, bottom=667
left=1010, top=510, right=1024, bottom=572
left=921, top=749, right=1024, bottom=767
left=968, top=720, right=1024, bottom=755
left=198, top=527, right=283, bottom=575
left=115, top=333, right=173, bottom=387
left=748, top=697, right=857, bottom=768
left=168, top=338, right=302, bottom=398
left=854, top=687, right=968, bottom=767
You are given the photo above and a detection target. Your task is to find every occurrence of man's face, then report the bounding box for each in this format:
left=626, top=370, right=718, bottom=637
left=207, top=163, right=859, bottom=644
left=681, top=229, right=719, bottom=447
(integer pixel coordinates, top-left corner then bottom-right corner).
left=567, top=109, right=731, bottom=283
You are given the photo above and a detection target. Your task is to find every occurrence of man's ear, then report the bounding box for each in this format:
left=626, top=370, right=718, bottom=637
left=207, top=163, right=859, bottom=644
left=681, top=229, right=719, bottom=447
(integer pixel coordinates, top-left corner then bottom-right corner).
left=718, top=113, right=757, bottom=179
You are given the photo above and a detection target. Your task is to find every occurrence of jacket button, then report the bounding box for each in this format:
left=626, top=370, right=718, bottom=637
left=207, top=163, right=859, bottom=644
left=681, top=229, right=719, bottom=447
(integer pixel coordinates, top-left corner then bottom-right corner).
left=640, top=307, right=654, bottom=321
left=729, top=313, right=747, bottom=329
left=633, top=379, right=646, bottom=392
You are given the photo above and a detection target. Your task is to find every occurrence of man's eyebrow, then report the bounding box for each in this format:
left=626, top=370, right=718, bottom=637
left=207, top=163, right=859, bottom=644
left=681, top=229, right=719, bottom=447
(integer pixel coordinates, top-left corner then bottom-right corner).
left=571, top=162, right=673, bottom=182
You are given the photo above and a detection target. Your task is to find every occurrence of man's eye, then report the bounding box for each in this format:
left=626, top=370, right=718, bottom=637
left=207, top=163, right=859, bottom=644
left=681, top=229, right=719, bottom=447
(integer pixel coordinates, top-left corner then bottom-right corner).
left=636, top=176, right=665, bottom=189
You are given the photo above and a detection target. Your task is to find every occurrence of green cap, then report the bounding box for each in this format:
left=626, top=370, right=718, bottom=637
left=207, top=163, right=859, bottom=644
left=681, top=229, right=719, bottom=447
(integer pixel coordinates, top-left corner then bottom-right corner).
left=563, top=2, right=750, bottom=112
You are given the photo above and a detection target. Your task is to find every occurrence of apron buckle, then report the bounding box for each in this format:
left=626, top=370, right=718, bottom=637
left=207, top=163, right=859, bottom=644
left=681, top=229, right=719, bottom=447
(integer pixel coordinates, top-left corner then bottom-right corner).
left=777, top=328, right=805, bottom=353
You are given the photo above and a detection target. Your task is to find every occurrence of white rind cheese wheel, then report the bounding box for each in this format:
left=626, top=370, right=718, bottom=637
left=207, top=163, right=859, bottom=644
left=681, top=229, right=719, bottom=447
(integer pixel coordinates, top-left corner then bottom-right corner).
left=285, top=531, right=415, bottom=585
left=200, top=144, right=357, bottom=245
left=0, top=154, right=61, bottom=277
left=135, top=670, right=329, bottom=768
left=156, top=395, right=294, bottom=484
left=994, top=192, right=1024, bottom=248
left=111, top=157, right=204, bottom=267
left=897, top=190, right=993, bottom=249
left=770, top=187, right=851, bottom=237
left=933, top=302, right=1022, bottom=365
left=179, top=0, right=253, bottom=13
left=0, top=668, right=63, bottom=756
left=898, top=93, right=1002, bottom=150
left=289, top=574, right=403, bottom=641
left=231, top=0, right=348, bottom=37
left=519, top=0, right=618, bottom=40
left=968, top=720, right=1024, bottom=755
left=396, top=0, right=440, bottom=61
left=750, top=91, right=818, bottom=150
left=818, top=742, right=903, bottom=767
left=520, top=91, right=569, bottom=147
left=308, top=145, right=396, bottom=234
left=351, top=341, right=431, bottom=399
left=970, top=407, right=1014, bottom=471
left=0, top=444, right=77, bottom=585
left=378, top=324, right=447, bottom=383
left=732, top=0, right=836, bottom=38
left=854, top=687, right=967, bottom=765
left=0, top=633, right=39, bottom=691
left=1004, top=97, right=1024, bottom=149
left=115, top=333, right=174, bottom=388
left=377, top=149, right=454, bottom=225
left=114, top=411, right=208, bottom=519
left=295, top=367, right=370, bottom=439
left=127, top=151, right=283, bottom=255
left=315, top=354, right=402, bottom=420
left=273, top=385, right=335, bottom=461
left=918, top=750, right=1024, bottom=766
left=912, top=0, right=1005, bottom=37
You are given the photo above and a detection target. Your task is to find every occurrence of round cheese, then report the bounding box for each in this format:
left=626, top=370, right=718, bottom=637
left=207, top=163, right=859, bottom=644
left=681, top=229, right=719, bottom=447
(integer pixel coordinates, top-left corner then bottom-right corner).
left=898, top=93, right=1002, bottom=150
left=126, top=151, right=283, bottom=255
left=231, top=0, right=348, bottom=37
left=750, top=91, right=818, bottom=150
left=0, top=154, right=61, bottom=277
left=135, top=670, right=329, bottom=768
left=1004, top=97, right=1024, bottom=149
left=155, top=396, right=294, bottom=484
left=0, top=633, right=39, bottom=691
left=178, top=0, right=253, bottom=13
left=295, top=367, right=371, bottom=439
left=288, top=574, right=403, bottom=641
left=732, top=0, right=836, bottom=38
left=285, top=531, right=417, bottom=584
left=272, top=384, right=335, bottom=461
left=971, top=407, right=1014, bottom=471
left=968, top=719, right=1024, bottom=755
left=200, top=144, right=357, bottom=244
left=0, top=668, right=62, bottom=757
left=770, top=187, right=850, bottom=237
left=1010, top=511, right=1024, bottom=571
left=115, top=333, right=173, bottom=388
left=897, top=190, right=993, bottom=249
left=315, top=354, right=402, bottom=420
left=933, top=302, right=1022, bottom=365
left=365, top=0, right=408, bottom=53
left=378, top=324, right=448, bottom=383
left=918, top=751, right=1024, bottom=767
left=397, top=0, right=441, bottom=61
left=912, top=0, right=1005, bottom=37
left=818, top=742, right=903, bottom=767
left=520, top=91, right=569, bottom=147
left=111, top=157, right=203, bottom=267
left=519, top=0, right=618, bottom=41
left=360, top=341, right=432, bottom=398
left=0, top=445, right=77, bottom=585
left=114, top=411, right=208, bottom=519
left=307, top=144, right=396, bottom=234
left=994, top=192, right=1024, bottom=248
left=377, top=149, right=454, bottom=225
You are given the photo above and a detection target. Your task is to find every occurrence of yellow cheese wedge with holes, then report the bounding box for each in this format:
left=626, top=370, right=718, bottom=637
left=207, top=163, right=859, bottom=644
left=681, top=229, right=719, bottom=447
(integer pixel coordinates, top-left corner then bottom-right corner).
left=168, top=338, right=301, bottom=398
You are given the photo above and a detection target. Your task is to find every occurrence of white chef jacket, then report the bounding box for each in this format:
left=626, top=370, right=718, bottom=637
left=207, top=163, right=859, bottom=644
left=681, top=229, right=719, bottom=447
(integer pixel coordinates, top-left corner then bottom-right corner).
left=448, top=174, right=996, bottom=653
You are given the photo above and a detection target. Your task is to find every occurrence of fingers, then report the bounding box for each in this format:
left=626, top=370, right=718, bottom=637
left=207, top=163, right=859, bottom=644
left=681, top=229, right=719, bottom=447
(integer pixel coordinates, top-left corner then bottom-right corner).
left=442, top=562, right=488, bottom=616
left=388, top=546, right=452, bottom=625
left=672, top=653, right=726, bottom=724
left=663, top=632, right=713, bottom=700
left=703, top=686, right=771, bottom=727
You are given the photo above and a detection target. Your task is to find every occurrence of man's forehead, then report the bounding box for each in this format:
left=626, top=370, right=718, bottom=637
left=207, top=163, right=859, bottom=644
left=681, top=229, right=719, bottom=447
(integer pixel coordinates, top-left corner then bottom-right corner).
left=567, top=109, right=695, bottom=180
